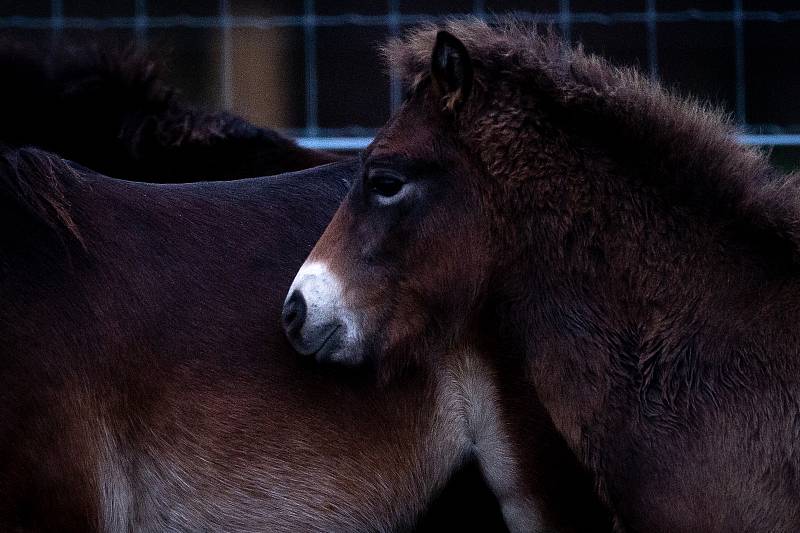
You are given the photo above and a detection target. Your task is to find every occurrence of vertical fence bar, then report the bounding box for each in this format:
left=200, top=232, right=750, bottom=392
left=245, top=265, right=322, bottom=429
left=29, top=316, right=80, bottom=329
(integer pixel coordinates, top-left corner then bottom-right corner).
left=473, top=0, right=486, bottom=19
left=49, top=0, right=63, bottom=45
left=220, top=0, right=233, bottom=110
left=304, top=0, right=319, bottom=137
left=733, top=0, right=746, bottom=125
left=645, top=0, right=658, bottom=79
left=559, top=0, right=571, bottom=43
left=388, top=0, right=402, bottom=113
left=134, top=0, right=148, bottom=48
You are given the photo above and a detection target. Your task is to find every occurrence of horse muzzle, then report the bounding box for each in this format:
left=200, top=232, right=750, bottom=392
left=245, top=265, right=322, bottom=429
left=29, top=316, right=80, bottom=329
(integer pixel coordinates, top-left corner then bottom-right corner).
left=282, top=289, right=344, bottom=360
left=281, top=262, right=362, bottom=364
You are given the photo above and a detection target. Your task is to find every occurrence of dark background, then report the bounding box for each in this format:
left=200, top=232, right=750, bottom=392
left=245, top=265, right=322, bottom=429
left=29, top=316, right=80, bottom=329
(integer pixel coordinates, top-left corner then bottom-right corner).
left=1, top=1, right=798, bottom=168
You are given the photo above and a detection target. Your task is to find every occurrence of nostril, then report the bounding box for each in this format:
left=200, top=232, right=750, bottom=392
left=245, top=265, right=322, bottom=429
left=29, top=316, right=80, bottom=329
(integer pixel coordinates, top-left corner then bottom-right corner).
left=282, top=290, right=307, bottom=333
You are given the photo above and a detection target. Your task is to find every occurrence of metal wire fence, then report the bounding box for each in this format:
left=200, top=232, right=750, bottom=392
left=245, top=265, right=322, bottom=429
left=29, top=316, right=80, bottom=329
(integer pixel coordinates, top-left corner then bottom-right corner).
left=1, top=1, right=799, bottom=152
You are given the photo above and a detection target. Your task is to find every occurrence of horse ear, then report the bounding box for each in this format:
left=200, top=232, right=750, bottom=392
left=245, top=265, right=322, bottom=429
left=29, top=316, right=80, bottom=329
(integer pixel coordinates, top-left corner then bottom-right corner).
left=431, top=31, right=473, bottom=111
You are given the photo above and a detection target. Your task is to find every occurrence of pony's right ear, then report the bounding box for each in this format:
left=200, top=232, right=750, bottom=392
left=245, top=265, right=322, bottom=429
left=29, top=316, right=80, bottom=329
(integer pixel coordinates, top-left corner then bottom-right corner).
left=431, top=31, right=473, bottom=111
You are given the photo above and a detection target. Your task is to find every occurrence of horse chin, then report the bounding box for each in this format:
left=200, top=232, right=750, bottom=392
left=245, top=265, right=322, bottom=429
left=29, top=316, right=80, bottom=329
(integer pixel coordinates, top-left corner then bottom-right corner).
left=281, top=297, right=368, bottom=366
left=322, top=347, right=365, bottom=366
left=311, top=328, right=367, bottom=366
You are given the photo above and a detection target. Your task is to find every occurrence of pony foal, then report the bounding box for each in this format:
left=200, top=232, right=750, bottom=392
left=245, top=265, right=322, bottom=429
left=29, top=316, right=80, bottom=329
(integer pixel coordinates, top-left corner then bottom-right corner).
left=284, top=20, right=800, bottom=532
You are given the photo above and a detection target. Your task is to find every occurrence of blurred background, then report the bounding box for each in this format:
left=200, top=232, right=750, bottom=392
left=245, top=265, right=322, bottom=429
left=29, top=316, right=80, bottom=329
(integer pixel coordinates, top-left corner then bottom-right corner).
left=0, top=1, right=798, bottom=168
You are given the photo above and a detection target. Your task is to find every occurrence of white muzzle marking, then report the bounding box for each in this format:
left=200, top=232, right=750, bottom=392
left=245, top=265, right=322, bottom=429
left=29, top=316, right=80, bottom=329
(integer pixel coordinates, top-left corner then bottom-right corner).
left=287, top=261, right=362, bottom=363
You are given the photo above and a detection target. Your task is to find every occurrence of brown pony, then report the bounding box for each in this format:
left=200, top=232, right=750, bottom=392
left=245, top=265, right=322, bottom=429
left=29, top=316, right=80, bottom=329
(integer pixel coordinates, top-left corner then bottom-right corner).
left=0, top=145, right=609, bottom=532
left=283, top=20, right=800, bottom=532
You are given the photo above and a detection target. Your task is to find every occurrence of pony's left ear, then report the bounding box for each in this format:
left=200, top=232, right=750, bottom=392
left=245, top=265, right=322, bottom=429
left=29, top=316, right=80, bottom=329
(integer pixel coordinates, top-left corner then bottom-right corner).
left=431, top=30, right=473, bottom=111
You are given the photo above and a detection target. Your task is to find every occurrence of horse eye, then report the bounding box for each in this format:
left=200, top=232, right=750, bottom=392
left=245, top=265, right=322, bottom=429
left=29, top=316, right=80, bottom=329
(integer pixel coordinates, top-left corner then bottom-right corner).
left=368, top=173, right=405, bottom=198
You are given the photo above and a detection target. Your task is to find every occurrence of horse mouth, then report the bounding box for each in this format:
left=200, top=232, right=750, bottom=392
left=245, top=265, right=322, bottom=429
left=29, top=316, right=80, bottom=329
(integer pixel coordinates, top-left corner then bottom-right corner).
left=287, top=322, right=342, bottom=360
left=311, top=324, right=342, bottom=361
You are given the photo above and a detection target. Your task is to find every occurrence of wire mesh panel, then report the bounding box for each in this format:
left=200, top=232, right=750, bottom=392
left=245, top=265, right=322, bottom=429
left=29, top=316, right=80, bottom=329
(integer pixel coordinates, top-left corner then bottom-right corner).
left=1, top=1, right=799, bottom=152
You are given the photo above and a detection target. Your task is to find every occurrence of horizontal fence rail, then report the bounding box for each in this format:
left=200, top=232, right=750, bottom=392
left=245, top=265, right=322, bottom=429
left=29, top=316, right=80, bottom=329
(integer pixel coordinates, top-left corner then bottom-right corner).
left=1, top=2, right=798, bottom=150
left=296, top=134, right=800, bottom=151
left=4, top=11, right=800, bottom=29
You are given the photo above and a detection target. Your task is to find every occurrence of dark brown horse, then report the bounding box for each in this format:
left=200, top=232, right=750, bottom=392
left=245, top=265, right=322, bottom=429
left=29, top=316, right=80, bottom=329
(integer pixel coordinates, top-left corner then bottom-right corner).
left=0, top=43, right=337, bottom=182
left=0, top=44, right=529, bottom=531
left=0, top=145, right=613, bottom=532
left=0, top=147, right=467, bottom=531
left=283, top=20, right=800, bottom=532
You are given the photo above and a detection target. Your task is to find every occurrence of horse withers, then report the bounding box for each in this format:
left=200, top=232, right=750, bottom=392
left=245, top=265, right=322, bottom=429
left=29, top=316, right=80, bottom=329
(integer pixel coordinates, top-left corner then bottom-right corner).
left=283, top=20, right=800, bottom=532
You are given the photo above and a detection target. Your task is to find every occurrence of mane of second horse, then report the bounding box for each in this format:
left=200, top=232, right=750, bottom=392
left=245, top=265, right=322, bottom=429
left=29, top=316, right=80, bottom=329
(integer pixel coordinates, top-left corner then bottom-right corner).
left=0, top=41, right=338, bottom=182
left=383, top=18, right=800, bottom=264
left=0, top=146, right=83, bottom=252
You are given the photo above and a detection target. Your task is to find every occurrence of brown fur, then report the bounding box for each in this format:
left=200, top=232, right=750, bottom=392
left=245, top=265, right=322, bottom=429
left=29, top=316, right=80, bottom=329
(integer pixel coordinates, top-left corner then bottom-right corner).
left=0, top=147, right=524, bottom=532
left=300, top=19, right=800, bottom=532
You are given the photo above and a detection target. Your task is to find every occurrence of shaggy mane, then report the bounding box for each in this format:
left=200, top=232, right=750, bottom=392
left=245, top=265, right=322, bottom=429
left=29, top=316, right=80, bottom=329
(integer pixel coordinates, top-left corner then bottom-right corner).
left=0, top=146, right=83, bottom=246
left=0, top=40, right=317, bottom=175
left=383, top=18, right=800, bottom=256
left=0, top=41, right=233, bottom=149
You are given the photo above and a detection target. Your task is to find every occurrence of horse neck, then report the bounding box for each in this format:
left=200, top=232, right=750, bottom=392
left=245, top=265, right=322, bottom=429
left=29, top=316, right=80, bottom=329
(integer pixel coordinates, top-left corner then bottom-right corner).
left=432, top=347, right=582, bottom=532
